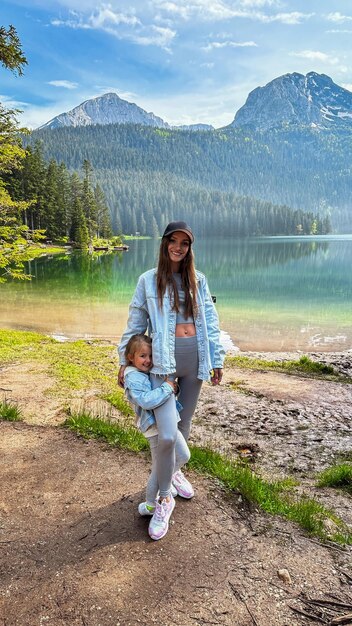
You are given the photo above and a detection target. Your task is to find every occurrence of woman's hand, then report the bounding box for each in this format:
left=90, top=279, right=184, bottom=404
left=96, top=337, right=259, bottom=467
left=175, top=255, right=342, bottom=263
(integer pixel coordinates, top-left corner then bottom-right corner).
left=165, top=377, right=179, bottom=394
left=118, top=365, right=126, bottom=388
left=211, top=368, right=223, bottom=386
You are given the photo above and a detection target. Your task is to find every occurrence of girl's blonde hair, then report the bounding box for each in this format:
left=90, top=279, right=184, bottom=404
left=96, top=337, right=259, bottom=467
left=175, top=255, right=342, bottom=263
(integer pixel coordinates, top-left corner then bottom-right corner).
left=125, top=334, right=152, bottom=363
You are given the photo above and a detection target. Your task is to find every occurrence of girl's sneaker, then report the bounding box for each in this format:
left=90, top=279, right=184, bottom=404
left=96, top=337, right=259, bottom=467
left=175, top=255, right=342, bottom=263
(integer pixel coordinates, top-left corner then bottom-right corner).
left=148, top=495, right=175, bottom=541
left=138, top=502, right=155, bottom=516
left=172, top=470, right=194, bottom=499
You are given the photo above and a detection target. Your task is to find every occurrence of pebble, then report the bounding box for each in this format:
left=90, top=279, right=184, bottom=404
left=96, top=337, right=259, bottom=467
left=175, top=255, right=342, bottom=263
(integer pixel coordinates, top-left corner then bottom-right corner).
left=277, top=569, right=292, bottom=584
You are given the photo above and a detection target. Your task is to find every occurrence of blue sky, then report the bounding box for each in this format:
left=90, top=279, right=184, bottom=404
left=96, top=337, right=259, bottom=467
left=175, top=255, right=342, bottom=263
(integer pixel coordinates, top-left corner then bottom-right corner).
left=2, top=0, right=352, bottom=129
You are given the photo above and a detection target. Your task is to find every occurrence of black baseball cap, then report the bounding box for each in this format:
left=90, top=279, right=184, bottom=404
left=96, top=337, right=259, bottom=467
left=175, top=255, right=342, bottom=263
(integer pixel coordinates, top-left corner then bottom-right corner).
left=162, top=221, right=194, bottom=243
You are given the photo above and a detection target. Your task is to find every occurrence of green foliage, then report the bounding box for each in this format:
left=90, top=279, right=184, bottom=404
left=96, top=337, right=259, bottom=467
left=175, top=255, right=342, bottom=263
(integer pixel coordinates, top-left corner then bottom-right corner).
left=317, top=463, right=352, bottom=494
left=0, top=397, right=23, bottom=421
left=24, top=123, right=339, bottom=235
left=0, top=30, right=53, bottom=281
left=3, top=143, right=113, bottom=256
left=0, top=25, right=27, bottom=76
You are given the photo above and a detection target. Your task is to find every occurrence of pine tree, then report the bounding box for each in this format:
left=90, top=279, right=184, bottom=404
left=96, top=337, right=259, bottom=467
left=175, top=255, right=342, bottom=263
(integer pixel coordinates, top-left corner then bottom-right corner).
left=94, top=184, right=112, bottom=238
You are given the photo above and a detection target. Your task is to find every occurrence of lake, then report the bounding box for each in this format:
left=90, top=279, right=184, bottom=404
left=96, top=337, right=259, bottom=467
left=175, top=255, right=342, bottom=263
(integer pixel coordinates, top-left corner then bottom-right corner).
left=1, top=235, right=351, bottom=352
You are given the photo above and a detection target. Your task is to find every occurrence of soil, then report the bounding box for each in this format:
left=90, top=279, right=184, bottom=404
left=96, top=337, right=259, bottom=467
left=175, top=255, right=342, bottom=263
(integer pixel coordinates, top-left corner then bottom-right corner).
left=1, top=351, right=351, bottom=626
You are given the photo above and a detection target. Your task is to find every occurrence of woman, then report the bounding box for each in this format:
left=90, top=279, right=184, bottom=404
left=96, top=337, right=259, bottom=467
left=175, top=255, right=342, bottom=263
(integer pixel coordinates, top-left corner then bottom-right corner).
left=118, top=221, right=225, bottom=540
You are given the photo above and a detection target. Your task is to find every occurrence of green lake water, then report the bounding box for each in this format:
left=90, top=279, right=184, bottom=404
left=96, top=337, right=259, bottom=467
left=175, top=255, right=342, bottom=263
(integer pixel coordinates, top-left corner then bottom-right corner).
left=1, top=235, right=351, bottom=352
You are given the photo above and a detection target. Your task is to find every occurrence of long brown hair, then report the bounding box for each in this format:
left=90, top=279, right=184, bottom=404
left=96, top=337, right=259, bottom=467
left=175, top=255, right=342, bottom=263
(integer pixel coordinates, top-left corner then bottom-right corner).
left=125, top=334, right=152, bottom=363
left=156, top=235, right=198, bottom=318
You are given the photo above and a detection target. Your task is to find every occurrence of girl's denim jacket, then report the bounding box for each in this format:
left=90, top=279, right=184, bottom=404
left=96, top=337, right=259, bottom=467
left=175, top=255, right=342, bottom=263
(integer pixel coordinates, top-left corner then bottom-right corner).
left=124, top=365, right=181, bottom=433
left=118, top=268, right=225, bottom=381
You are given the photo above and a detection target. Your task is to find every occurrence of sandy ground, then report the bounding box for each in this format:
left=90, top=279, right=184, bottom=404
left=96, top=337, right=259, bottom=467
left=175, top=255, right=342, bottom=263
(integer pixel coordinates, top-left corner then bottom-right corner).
left=0, top=353, right=352, bottom=626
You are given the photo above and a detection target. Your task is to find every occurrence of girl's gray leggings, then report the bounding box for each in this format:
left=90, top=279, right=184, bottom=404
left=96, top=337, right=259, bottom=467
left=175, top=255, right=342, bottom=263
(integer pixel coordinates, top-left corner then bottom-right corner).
left=149, top=336, right=203, bottom=499
left=145, top=431, right=190, bottom=505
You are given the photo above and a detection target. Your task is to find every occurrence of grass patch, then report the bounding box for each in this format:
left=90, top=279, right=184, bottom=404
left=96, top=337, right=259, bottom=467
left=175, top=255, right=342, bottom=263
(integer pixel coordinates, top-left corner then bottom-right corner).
left=0, top=330, right=121, bottom=398
left=229, top=379, right=248, bottom=393
left=63, top=411, right=352, bottom=545
left=225, top=354, right=350, bottom=382
left=0, top=398, right=23, bottom=422
left=103, top=391, right=134, bottom=418
left=317, top=463, right=352, bottom=495
left=64, top=410, right=148, bottom=452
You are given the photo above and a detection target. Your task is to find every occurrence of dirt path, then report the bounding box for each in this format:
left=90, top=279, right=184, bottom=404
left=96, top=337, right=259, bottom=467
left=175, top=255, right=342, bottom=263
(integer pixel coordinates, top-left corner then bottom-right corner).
left=1, top=355, right=352, bottom=625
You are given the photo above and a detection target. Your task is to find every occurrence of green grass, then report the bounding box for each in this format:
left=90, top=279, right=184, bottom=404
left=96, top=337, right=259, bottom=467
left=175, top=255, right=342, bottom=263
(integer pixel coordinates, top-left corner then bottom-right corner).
left=0, top=398, right=23, bottom=422
left=103, top=391, right=134, bottom=417
left=63, top=412, right=352, bottom=545
left=225, top=354, right=351, bottom=382
left=64, top=410, right=148, bottom=452
left=317, top=463, right=352, bottom=495
left=0, top=330, right=121, bottom=397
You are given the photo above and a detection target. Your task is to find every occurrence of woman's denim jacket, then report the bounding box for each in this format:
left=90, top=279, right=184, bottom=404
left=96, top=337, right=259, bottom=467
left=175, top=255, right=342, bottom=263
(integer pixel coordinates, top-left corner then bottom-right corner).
left=119, top=269, right=225, bottom=381
left=124, top=365, right=181, bottom=433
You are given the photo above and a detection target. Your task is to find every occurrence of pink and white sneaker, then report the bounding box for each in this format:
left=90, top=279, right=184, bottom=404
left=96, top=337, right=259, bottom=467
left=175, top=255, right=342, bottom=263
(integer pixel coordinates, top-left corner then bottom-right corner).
left=172, top=470, right=194, bottom=499
left=148, top=495, right=175, bottom=541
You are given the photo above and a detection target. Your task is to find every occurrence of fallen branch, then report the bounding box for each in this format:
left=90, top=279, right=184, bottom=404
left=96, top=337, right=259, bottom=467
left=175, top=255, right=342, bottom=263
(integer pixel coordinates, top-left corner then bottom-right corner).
left=329, top=614, right=352, bottom=625
left=228, top=582, right=259, bottom=626
left=289, top=604, right=327, bottom=623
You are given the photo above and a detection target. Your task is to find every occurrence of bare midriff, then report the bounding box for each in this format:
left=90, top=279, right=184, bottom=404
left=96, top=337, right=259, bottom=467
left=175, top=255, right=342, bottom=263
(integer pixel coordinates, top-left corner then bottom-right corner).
left=175, top=323, right=196, bottom=337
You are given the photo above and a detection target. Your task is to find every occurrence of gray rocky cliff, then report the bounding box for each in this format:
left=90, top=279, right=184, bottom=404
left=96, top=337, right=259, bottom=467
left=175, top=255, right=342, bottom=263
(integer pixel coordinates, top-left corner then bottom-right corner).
left=231, top=72, right=352, bottom=130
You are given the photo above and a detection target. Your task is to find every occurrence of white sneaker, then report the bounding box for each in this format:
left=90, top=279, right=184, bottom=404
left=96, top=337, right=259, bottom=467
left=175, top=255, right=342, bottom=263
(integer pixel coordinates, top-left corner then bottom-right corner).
left=148, top=495, right=175, bottom=541
left=171, top=484, right=178, bottom=498
left=138, top=502, right=155, bottom=516
left=172, top=470, right=194, bottom=499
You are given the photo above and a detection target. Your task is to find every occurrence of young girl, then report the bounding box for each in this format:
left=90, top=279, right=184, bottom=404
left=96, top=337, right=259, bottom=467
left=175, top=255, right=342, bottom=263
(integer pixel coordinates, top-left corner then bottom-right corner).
left=124, top=334, right=192, bottom=541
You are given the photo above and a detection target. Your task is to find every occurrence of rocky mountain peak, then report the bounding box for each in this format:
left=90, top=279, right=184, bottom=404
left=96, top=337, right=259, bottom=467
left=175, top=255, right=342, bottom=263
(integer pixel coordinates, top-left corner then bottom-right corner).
left=231, top=72, right=352, bottom=130
left=39, top=92, right=169, bottom=130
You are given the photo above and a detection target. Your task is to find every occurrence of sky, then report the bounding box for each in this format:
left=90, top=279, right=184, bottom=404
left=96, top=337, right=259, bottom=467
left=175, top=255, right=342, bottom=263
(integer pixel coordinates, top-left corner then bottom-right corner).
left=2, top=0, right=352, bottom=129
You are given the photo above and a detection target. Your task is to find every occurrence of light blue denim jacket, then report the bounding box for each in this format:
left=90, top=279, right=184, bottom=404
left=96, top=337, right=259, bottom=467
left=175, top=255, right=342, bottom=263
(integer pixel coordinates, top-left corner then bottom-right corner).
left=124, top=365, right=181, bottom=433
left=118, top=268, right=225, bottom=381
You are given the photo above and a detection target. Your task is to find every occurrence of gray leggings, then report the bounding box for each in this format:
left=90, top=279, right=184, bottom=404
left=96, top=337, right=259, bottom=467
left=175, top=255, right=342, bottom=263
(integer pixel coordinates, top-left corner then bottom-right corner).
left=149, top=336, right=203, bottom=499
left=145, top=431, right=190, bottom=505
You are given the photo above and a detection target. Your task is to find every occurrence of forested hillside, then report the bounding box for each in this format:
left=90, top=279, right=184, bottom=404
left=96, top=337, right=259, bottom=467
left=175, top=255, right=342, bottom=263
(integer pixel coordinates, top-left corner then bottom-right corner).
left=28, top=122, right=351, bottom=234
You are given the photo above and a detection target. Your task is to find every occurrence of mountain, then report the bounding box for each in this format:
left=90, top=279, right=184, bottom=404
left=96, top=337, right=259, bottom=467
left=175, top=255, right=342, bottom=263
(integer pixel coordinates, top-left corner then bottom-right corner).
left=39, top=92, right=169, bottom=130
left=231, top=72, right=352, bottom=130
left=28, top=72, right=352, bottom=233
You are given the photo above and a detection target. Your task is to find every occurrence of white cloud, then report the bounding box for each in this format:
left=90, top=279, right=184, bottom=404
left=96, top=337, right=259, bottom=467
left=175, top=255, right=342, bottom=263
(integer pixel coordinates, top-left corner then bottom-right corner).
left=152, top=0, right=313, bottom=24
left=0, top=95, right=29, bottom=109
left=48, top=80, right=78, bottom=89
left=128, top=25, right=176, bottom=48
left=202, top=40, right=258, bottom=51
left=258, top=12, right=314, bottom=24
left=51, top=5, right=177, bottom=49
left=326, top=12, right=352, bottom=23
left=52, top=6, right=140, bottom=29
left=290, top=50, right=340, bottom=65
left=341, top=83, right=352, bottom=92
left=327, top=29, right=352, bottom=34
left=89, top=5, right=140, bottom=27
left=239, top=0, right=278, bottom=5
left=154, top=0, right=243, bottom=21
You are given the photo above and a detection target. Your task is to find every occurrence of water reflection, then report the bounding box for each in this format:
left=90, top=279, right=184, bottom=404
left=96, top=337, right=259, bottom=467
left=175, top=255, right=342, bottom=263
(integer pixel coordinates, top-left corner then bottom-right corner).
left=0, top=236, right=351, bottom=351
